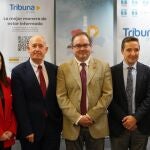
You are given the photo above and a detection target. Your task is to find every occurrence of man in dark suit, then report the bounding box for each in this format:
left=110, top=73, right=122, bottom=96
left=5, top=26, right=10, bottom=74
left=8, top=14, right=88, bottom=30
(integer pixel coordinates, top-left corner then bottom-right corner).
left=11, top=35, right=62, bottom=150
left=108, top=36, right=150, bottom=150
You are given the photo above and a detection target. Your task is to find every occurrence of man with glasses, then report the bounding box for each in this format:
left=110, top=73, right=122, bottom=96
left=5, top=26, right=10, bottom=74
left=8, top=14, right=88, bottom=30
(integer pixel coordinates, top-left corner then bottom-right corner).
left=57, top=32, right=112, bottom=150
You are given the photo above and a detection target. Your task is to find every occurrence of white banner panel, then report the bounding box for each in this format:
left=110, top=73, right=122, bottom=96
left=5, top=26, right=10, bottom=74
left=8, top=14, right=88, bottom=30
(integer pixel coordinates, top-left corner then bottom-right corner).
left=56, top=0, right=114, bottom=66
left=117, top=0, right=150, bottom=65
left=0, top=0, right=54, bottom=76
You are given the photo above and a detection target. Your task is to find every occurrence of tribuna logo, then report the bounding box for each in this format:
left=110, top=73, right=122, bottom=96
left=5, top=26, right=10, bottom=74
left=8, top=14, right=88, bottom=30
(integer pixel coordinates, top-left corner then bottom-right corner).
left=123, top=28, right=150, bottom=37
left=9, top=4, right=40, bottom=11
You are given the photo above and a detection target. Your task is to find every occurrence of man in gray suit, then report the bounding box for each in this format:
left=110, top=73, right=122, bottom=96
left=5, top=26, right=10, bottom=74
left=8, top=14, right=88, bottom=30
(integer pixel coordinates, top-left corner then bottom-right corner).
left=57, top=32, right=112, bottom=150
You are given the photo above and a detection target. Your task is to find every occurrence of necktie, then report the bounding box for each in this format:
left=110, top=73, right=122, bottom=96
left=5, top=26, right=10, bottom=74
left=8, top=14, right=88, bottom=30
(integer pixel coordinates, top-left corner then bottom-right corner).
left=126, top=67, right=133, bottom=114
left=80, top=63, right=87, bottom=115
left=38, top=65, right=46, bottom=97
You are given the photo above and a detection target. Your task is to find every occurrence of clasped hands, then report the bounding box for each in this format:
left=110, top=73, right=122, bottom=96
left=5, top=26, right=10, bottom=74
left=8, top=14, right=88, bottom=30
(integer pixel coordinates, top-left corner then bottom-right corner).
left=122, top=115, right=137, bottom=131
left=78, top=115, right=93, bottom=127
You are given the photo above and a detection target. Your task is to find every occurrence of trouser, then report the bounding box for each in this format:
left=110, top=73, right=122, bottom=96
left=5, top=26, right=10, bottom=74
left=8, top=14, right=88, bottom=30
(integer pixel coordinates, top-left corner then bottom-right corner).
left=65, top=127, right=104, bottom=150
left=110, top=129, right=148, bottom=150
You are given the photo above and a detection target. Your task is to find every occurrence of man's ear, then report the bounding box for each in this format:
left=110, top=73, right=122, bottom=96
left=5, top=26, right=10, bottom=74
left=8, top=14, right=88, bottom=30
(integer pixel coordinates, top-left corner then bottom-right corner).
left=45, top=46, right=48, bottom=52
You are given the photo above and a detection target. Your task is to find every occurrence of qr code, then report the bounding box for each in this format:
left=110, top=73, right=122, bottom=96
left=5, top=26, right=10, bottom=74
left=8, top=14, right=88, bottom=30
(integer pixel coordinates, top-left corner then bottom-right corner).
left=18, top=36, right=31, bottom=51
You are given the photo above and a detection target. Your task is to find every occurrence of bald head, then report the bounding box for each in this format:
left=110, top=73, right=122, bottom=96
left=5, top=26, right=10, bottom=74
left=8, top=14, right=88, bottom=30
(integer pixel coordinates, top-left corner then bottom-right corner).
left=29, top=35, right=47, bottom=46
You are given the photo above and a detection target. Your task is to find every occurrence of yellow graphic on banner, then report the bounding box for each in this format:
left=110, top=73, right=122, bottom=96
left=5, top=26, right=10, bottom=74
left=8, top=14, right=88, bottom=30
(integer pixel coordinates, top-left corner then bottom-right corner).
left=36, top=6, right=40, bottom=10
left=9, top=57, right=19, bottom=62
left=87, top=25, right=99, bottom=37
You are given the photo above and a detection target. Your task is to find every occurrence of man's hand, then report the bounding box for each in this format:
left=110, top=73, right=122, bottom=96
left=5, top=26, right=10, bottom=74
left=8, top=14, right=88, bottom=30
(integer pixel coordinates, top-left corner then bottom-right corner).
left=26, top=133, right=35, bottom=143
left=122, top=115, right=137, bottom=131
left=78, top=115, right=93, bottom=127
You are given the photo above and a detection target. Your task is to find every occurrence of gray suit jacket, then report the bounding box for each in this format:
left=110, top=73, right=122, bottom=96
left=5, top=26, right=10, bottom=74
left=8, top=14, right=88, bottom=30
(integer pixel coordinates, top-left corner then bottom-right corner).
left=57, top=57, right=112, bottom=140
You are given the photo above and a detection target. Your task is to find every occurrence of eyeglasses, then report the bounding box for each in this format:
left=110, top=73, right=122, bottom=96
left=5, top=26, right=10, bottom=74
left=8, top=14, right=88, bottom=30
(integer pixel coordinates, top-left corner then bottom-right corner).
left=72, top=44, right=91, bottom=49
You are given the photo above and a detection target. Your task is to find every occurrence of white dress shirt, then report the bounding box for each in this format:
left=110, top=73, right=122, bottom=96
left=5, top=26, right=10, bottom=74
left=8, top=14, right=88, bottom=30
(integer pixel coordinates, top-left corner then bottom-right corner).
left=29, top=59, right=49, bottom=88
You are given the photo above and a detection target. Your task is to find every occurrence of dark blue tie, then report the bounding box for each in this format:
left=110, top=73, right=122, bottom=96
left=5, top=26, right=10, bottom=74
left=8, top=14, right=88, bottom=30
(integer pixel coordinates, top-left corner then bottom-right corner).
left=80, top=63, right=87, bottom=115
left=126, top=67, right=133, bottom=114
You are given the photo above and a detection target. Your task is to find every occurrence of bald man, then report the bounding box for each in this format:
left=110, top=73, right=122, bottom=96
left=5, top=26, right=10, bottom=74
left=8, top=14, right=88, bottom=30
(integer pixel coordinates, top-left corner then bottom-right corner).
left=11, top=35, right=62, bottom=150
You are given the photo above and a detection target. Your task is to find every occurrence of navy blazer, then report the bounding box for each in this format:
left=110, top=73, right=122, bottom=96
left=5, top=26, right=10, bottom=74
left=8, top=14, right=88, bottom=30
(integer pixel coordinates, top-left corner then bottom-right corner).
left=108, top=62, right=150, bottom=137
left=11, top=60, right=62, bottom=140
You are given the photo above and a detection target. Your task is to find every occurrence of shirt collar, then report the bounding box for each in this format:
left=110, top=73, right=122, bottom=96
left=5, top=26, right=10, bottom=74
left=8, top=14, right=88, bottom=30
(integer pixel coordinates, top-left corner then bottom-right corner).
left=75, top=56, right=91, bottom=66
left=123, top=60, right=137, bottom=70
left=29, top=59, right=44, bottom=71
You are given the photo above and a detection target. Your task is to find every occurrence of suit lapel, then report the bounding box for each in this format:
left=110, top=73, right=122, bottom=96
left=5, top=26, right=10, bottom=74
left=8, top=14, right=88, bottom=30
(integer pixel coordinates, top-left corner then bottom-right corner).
left=70, top=58, right=97, bottom=86
left=70, top=59, right=81, bottom=88
left=135, top=62, right=142, bottom=99
left=117, top=63, right=127, bottom=98
left=25, top=61, right=42, bottom=95
left=45, top=61, right=52, bottom=95
left=87, top=58, right=97, bottom=85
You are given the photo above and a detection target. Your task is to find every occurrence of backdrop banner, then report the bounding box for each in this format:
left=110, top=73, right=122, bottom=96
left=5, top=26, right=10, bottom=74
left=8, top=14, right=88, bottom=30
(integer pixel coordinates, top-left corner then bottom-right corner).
left=117, top=0, right=150, bottom=65
left=55, top=0, right=114, bottom=66
left=0, top=0, right=54, bottom=76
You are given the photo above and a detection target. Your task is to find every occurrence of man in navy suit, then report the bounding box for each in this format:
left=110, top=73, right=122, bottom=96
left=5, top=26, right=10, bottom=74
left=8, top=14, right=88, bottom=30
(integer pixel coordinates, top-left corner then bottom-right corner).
left=108, top=36, right=150, bottom=150
left=11, top=35, right=62, bottom=150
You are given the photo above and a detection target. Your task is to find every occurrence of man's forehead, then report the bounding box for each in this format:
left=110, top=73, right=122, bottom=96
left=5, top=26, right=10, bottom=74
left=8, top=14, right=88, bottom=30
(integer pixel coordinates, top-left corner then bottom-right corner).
left=29, top=36, right=45, bottom=43
left=30, top=41, right=44, bottom=45
left=30, top=39, right=45, bottom=45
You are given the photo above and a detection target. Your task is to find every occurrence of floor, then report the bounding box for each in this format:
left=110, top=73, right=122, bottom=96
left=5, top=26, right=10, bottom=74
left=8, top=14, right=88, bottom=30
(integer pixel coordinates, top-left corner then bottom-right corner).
left=12, top=137, right=150, bottom=150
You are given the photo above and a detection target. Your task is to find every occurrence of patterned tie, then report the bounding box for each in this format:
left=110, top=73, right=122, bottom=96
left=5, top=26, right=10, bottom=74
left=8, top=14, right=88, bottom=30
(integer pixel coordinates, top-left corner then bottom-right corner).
left=38, top=65, right=46, bottom=97
left=80, top=63, right=87, bottom=115
left=126, top=67, right=133, bottom=114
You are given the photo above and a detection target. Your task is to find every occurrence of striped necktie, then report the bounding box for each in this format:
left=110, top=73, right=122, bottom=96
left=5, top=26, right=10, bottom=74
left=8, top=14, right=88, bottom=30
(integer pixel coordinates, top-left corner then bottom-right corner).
left=126, top=67, right=133, bottom=114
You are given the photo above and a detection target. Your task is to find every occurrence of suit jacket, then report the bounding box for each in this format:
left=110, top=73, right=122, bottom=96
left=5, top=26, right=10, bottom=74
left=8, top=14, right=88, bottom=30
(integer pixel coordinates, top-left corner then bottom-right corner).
left=57, top=57, right=112, bottom=140
left=108, top=62, right=150, bottom=137
left=0, top=78, right=17, bottom=148
left=11, top=60, right=62, bottom=141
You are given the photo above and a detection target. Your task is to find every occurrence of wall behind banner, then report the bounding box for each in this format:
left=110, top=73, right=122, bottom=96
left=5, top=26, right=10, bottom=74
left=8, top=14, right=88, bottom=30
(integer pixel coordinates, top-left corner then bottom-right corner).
left=0, top=0, right=54, bottom=76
